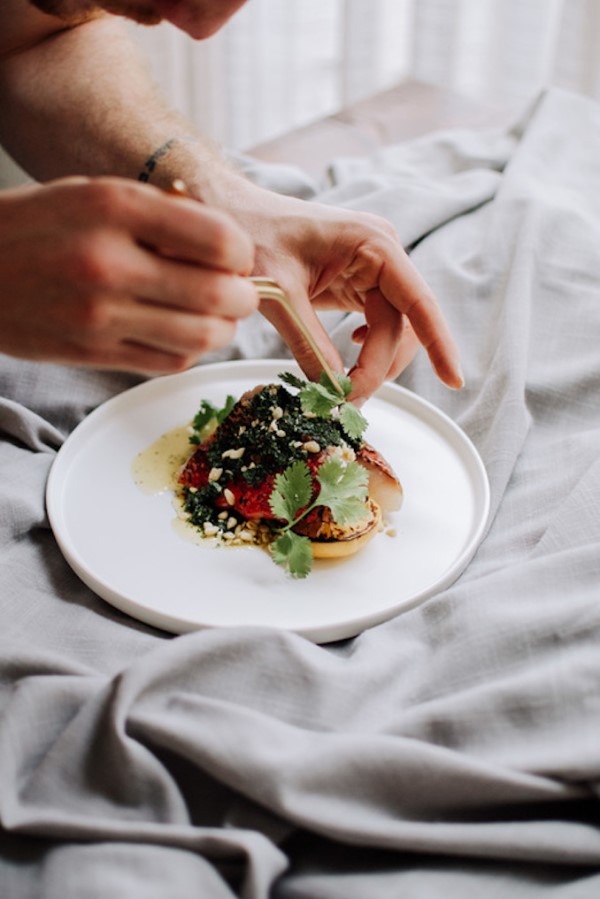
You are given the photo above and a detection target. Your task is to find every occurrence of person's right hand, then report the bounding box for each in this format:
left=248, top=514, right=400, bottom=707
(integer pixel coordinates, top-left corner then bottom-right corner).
left=0, top=176, right=258, bottom=372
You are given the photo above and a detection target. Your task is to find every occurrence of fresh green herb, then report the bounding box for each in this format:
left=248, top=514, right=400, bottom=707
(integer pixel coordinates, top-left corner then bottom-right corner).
left=268, top=456, right=369, bottom=578
left=311, top=457, right=369, bottom=524
left=278, top=370, right=367, bottom=442
left=271, top=531, right=313, bottom=580
left=202, top=382, right=355, bottom=482
left=183, top=482, right=222, bottom=528
left=269, top=460, right=313, bottom=523
left=190, top=394, right=236, bottom=444
left=338, top=402, right=368, bottom=441
left=278, top=372, right=306, bottom=390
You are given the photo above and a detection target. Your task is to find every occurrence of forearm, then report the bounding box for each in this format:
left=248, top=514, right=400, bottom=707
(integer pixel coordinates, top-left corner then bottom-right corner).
left=0, top=14, right=233, bottom=195
left=0, top=8, right=462, bottom=395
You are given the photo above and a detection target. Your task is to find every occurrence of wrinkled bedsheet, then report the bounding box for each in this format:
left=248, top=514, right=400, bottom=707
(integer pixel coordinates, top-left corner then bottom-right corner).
left=1, top=88, right=600, bottom=897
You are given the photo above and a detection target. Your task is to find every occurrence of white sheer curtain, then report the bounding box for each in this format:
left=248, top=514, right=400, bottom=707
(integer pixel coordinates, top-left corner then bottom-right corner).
left=128, top=0, right=600, bottom=151
left=1, top=0, right=598, bottom=187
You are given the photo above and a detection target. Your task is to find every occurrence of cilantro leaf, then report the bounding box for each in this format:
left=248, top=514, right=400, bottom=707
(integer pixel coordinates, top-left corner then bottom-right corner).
left=191, top=399, right=220, bottom=434
left=339, top=401, right=368, bottom=441
left=279, top=370, right=366, bottom=440
left=319, top=370, right=352, bottom=399
left=278, top=371, right=305, bottom=390
left=299, top=382, right=339, bottom=417
left=269, top=460, right=313, bottom=524
left=216, top=394, right=236, bottom=424
left=271, top=531, right=313, bottom=578
left=316, top=457, right=369, bottom=524
left=190, top=394, right=236, bottom=443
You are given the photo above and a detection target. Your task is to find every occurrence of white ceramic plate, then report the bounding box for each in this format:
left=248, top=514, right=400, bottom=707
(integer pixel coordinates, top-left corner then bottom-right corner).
left=46, top=360, right=490, bottom=643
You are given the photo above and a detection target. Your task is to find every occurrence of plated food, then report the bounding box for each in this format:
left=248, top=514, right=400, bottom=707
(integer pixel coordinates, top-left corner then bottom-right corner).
left=177, top=371, right=402, bottom=577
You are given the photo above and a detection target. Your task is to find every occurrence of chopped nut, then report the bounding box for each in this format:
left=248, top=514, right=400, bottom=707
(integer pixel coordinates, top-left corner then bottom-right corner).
left=276, top=429, right=286, bottom=438
left=203, top=522, right=219, bottom=537
left=303, top=440, right=320, bottom=453
left=222, top=447, right=245, bottom=460
left=271, top=406, right=283, bottom=420
left=217, top=511, right=228, bottom=520
left=208, top=466, right=223, bottom=482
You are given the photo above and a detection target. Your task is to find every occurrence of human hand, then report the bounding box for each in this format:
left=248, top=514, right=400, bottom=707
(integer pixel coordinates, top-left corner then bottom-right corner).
left=0, top=177, right=257, bottom=373
left=213, top=178, right=463, bottom=403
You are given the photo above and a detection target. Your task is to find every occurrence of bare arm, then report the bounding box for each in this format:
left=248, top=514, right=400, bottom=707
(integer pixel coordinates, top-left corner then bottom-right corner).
left=0, top=3, right=463, bottom=394
left=0, top=6, right=259, bottom=373
left=0, top=8, right=222, bottom=188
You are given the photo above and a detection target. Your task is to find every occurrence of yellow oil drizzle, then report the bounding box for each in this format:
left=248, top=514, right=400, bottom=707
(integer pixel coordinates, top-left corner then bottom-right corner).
left=133, top=425, right=229, bottom=549
left=131, top=424, right=192, bottom=495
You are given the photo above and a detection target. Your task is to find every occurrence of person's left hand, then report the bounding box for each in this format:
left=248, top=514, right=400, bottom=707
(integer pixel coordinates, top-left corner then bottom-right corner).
left=197, top=175, right=464, bottom=403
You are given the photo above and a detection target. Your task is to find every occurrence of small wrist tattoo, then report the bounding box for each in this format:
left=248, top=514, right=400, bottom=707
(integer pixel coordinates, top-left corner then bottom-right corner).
left=137, top=138, right=177, bottom=182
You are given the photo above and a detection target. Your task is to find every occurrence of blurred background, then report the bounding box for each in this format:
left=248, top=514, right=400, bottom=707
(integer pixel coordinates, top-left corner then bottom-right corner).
left=1, top=0, right=598, bottom=187
left=127, top=0, right=600, bottom=150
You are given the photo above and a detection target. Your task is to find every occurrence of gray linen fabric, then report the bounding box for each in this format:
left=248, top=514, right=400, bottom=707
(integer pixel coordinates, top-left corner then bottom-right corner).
left=1, top=88, right=600, bottom=897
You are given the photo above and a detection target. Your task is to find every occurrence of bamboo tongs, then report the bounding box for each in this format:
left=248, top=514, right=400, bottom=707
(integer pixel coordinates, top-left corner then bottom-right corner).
left=248, top=277, right=345, bottom=398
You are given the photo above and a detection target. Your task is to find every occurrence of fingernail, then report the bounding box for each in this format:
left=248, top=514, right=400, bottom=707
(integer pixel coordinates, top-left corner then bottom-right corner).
left=451, top=367, right=465, bottom=390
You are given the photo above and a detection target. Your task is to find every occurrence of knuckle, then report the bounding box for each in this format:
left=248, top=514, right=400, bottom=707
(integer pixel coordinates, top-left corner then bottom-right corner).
left=207, top=218, right=235, bottom=265
left=78, top=178, right=138, bottom=222
left=194, top=317, right=236, bottom=354
left=194, top=275, right=258, bottom=318
left=67, top=234, right=114, bottom=288
left=163, top=353, right=194, bottom=374
left=362, top=210, right=398, bottom=239
left=74, top=295, right=113, bottom=336
left=224, top=277, right=260, bottom=316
